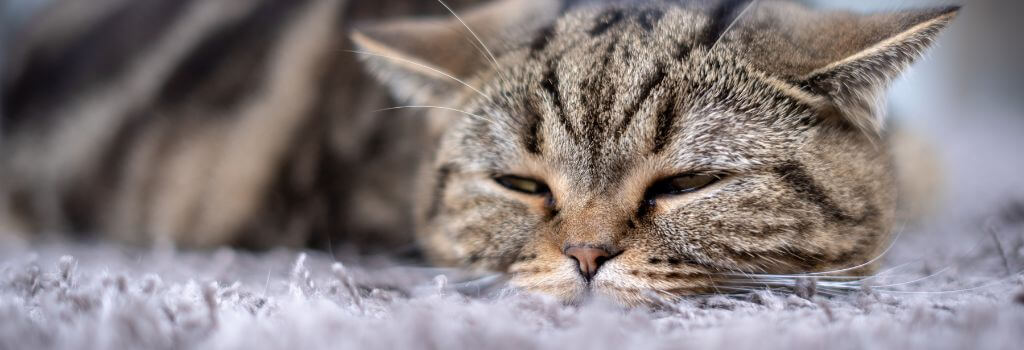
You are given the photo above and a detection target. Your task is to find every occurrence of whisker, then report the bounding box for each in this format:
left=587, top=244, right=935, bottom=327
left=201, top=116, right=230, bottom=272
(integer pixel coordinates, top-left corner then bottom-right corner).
left=716, top=284, right=849, bottom=297
left=871, top=272, right=1022, bottom=294
left=707, top=216, right=1024, bottom=298
left=435, top=0, right=507, bottom=82
left=803, top=222, right=909, bottom=276
left=714, top=272, right=870, bottom=280
left=713, top=286, right=763, bottom=294
left=450, top=273, right=508, bottom=295
left=710, top=0, right=760, bottom=50
left=718, top=278, right=860, bottom=289
left=864, top=221, right=1001, bottom=287
left=872, top=266, right=952, bottom=289
left=344, top=49, right=490, bottom=100
left=850, top=260, right=919, bottom=284
left=373, top=105, right=496, bottom=124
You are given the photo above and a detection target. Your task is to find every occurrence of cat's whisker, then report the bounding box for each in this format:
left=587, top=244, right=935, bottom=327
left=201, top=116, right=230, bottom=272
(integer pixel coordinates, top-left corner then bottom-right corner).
left=801, top=222, right=909, bottom=276
left=718, top=277, right=862, bottom=288
left=850, top=260, right=922, bottom=285
left=870, top=270, right=1023, bottom=294
left=373, top=105, right=496, bottom=124
left=718, top=280, right=862, bottom=297
left=718, top=218, right=1007, bottom=292
left=872, top=266, right=953, bottom=289
left=856, top=219, right=1007, bottom=287
left=343, top=49, right=491, bottom=101
left=450, top=273, right=508, bottom=295
left=380, top=266, right=466, bottom=276
left=715, top=283, right=847, bottom=297
left=713, top=262, right=1022, bottom=298
left=714, top=273, right=869, bottom=280
left=715, top=272, right=869, bottom=288
left=710, top=0, right=761, bottom=50
left=435, top=0, right=507, bottom=83
left=713, top=286, right=763, bottom=294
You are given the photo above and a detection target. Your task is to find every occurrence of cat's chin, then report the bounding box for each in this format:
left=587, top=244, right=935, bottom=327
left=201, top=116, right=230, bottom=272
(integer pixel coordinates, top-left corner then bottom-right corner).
left=507, top=259, right=703, bottom=306
left=513, top=282, right=694, bottom=307
left=509, top=272, right=698, bottom=307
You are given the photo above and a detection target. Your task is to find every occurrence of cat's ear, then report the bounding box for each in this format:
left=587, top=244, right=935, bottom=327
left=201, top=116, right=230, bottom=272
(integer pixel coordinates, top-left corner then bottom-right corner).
left=350, top=0, right=560, bottom=104
left=739, top=4, right=960, bottom=135
left=799, top=6, right=959, bottom=135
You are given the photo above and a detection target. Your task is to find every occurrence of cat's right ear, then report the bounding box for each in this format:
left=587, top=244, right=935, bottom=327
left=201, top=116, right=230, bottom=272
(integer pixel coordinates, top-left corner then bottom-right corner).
left=350, top=0, right=560, bottom=104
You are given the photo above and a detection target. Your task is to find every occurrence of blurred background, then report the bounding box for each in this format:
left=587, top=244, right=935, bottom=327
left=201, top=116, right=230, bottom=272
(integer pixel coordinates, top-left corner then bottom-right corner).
left=1, top=0, right=1022, bottom=250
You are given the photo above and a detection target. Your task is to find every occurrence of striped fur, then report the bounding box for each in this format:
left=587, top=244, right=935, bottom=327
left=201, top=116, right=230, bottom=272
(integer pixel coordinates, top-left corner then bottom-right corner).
left=2, top=0, right=957, bottom=305
left=354, top=0, right=956, bottom=304
left=1, top=0, right=488, bottom=250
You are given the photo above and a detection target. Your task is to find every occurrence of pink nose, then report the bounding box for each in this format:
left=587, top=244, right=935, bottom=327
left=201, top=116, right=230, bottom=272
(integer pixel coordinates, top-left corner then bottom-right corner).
left=565, top=246, right=614, bottom=280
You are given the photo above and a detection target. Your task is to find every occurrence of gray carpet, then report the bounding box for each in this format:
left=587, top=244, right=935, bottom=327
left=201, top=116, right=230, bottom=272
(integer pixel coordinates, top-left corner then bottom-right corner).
left=2, top=208, right=1023, bottom=350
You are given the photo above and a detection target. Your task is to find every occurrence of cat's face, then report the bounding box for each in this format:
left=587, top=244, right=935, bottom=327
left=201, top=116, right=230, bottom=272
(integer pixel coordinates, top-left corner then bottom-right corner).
left=355, top=0, right=957, bottom=304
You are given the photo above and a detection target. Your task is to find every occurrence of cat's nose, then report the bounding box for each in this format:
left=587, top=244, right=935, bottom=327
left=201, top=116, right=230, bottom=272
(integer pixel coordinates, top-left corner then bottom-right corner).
left=565, top=246, right=617, bottom=281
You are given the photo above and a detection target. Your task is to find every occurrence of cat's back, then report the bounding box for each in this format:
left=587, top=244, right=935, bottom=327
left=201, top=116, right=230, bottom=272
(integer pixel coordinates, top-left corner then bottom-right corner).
left=0, top=0, right=487, bottom=249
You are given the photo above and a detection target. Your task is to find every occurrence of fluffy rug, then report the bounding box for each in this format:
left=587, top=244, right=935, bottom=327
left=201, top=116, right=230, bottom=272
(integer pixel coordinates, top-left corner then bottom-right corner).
left=2, top=206, right=1023, bottom=350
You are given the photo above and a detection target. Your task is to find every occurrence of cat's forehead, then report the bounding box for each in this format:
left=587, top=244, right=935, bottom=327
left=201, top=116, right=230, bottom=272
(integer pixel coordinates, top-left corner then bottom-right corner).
left=457, top=4, right=812, bottom=184
left=532, top=4, right=713, bottom=71
left=502, top=2, right=805, bottom=133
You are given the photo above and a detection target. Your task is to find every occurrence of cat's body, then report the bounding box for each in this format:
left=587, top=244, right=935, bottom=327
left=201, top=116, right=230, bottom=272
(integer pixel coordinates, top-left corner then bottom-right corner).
left=1, top=0, right=956, bottom=305
left=1, top=0, right=487, bottom=250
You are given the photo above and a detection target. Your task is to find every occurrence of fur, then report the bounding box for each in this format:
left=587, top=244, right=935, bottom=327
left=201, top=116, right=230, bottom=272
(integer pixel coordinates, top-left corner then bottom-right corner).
left=353, top=0, right=957, bottom=304
left=0, top=0, right=958, bottom=305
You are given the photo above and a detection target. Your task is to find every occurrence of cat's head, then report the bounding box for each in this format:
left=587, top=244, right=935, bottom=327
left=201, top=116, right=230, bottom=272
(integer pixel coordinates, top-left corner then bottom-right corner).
left=353, top=0, right=958, bottom=305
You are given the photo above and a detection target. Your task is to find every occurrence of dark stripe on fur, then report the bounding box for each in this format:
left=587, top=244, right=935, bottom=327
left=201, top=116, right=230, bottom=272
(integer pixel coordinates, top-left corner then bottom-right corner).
left=792, top=75, right=828, bottom=96
left=523, top=106, right=544, bottom=155
left=156, top=0, right=304, bottom=111
left=728, top=248, right=822, bottom=272
left=675, top=42, right=692, bottom=61
left=618, top=64, right=666, bottom=138
left=542, top=64, right=574, bottom=138
left=650, top=96, right=677, bottom=154
left=529, top=25, right=556, bottom=57
left=426, top=164, right=457, bottom=219
left=583, top=39, right=618, bottom=144
left=589, top=9, right=624, bottom=36
left=3, top=0, right=194, bottom=131
left=637, top=8, right=664, bottom=32
left=646, top=255, right=719, bottom=271
left=774, top=162, right=856, bottom=222
left=96, top=109, right=153, bottom=198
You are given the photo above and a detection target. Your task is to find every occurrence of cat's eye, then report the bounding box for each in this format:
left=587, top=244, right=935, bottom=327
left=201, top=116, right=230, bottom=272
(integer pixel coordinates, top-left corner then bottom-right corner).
left=646, top=174, right=720, bottom=197
left=494, top=175, right=550, bottom=195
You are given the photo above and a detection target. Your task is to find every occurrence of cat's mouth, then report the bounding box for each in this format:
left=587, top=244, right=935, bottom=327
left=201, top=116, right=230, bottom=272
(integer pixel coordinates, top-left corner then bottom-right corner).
left=503, top=242, right=752, bottom=305
left=507, top=258, right=708, bottom=305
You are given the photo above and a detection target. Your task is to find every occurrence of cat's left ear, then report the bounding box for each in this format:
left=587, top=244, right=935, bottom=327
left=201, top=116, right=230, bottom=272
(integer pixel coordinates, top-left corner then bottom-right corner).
left=794, top=6, right=960, bottom=135
left=740, top=4, right=960, bottom=135
left=351, top=0, right=560, bottom=104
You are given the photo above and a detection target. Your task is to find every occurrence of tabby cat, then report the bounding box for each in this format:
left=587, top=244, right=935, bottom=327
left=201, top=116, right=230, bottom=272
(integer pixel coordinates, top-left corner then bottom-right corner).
left=1, top=0, right=957, bottom=305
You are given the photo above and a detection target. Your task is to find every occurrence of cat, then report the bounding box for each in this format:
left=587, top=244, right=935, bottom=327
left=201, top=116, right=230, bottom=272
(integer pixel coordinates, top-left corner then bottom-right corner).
left=352, top=0, right=958, bottom=304
left=1, top=0, right=957, bottom=305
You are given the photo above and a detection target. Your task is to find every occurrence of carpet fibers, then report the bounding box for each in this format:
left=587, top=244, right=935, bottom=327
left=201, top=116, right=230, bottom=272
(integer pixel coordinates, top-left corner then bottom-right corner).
left=2, top=212, right=1023, bottom=350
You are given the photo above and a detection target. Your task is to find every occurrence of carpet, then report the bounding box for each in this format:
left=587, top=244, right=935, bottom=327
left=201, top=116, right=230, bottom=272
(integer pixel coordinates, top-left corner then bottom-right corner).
left=2, top=206, right=1023, bottom=350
